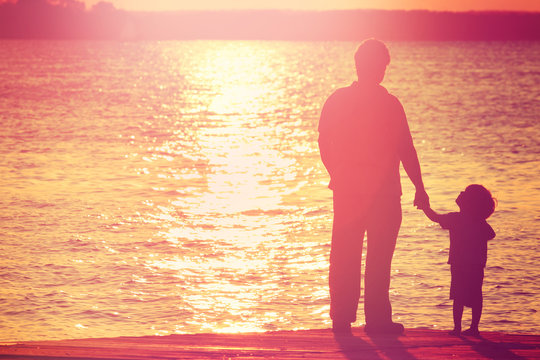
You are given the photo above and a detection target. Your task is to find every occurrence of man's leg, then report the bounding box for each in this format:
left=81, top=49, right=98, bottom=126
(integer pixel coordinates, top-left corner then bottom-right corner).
left=364, top=196, right=402, bottom=330
left=329, top=191, right=366, bottom=329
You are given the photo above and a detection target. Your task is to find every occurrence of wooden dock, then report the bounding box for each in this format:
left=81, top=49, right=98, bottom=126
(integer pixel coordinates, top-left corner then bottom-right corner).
left=1, top=328, right=539, bottom=359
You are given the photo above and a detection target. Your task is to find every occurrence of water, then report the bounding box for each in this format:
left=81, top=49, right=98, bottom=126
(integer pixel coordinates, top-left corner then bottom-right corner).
left=0, top=40, right=539, bottom=342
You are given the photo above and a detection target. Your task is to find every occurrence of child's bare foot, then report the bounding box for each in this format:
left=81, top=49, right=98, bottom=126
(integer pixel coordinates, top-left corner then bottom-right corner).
left=462, top=328, right=480, bottom=337
left=448, top=329, right=461, bottom=336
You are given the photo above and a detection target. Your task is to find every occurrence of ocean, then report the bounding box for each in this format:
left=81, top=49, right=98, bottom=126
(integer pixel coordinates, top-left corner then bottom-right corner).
left=0, top=40, right=538, bottom=342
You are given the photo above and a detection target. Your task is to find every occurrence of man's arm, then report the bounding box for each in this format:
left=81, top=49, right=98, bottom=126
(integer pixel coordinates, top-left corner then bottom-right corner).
left=318, top=93, right=338, bottom=176
left=318, top=131, right=335, bottom=175
left=402, top=141, right=430, bottom=209
left=394, top=98, right=430, bottom=209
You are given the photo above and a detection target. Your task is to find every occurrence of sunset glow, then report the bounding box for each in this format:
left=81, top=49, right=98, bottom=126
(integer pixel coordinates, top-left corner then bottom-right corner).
left=80, top=0, right=540, bottom=12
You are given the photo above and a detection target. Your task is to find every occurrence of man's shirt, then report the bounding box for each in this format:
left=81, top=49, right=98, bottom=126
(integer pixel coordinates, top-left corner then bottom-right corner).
left=318, top=81, right=415, bottom=197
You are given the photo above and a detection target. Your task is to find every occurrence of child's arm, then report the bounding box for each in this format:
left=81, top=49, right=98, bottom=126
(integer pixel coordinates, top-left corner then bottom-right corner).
left=422, top=206, right=444, bottom=224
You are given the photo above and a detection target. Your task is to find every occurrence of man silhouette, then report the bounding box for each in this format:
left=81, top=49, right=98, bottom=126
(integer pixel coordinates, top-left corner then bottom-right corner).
left=318, top=39, right=429, bottom=335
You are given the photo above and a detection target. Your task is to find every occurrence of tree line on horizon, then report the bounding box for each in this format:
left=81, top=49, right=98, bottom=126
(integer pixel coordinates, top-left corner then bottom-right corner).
left=0, top=0, right=539, bottom=41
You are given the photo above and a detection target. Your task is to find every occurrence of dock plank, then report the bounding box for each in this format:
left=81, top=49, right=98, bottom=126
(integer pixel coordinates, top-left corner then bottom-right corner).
left=1, top=328, right=539, bottom=359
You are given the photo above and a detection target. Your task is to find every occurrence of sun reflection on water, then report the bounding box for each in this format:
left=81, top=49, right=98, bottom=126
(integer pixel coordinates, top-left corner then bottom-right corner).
left=135, top=42, right=328, bottom=334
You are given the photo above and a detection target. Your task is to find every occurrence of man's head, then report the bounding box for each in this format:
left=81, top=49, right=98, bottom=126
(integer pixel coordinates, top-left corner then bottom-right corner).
left=355, top=39, right=390, bottom=84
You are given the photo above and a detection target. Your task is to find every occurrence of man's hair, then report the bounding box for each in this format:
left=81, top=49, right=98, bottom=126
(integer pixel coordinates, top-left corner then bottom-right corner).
left=354, top=38, right=391, bottom=72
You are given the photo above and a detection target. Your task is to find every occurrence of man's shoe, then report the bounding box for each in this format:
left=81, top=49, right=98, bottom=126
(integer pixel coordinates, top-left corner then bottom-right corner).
left=332, top=321, right=352, bottom=335
left=365, top=322, right=404, bottom=335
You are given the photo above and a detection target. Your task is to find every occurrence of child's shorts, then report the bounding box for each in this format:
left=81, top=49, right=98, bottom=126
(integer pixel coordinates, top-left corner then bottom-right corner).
left=450, top=264, right=484, bottom=307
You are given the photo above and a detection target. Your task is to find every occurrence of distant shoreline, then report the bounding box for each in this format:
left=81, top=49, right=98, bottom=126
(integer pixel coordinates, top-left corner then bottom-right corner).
left=1, top=2, right=539, bottom=41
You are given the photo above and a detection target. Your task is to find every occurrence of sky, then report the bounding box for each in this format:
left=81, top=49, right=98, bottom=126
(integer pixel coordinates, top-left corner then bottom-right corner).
left=82, top=0, right=540, bottom=12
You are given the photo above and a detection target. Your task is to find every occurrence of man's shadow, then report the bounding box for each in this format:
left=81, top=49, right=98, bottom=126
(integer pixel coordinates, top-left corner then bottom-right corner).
left=334, top=332, right=417, bottom=360
left=335, top=332, right=531, bottom=360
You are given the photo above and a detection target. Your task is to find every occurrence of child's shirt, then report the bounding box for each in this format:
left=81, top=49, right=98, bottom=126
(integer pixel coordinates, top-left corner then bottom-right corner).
left=437, top=212, right=496, bottom=267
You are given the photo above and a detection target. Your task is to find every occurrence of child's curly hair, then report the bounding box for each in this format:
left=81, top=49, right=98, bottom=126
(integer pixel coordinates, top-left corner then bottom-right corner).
left=459, top=184, right=496, bottom=219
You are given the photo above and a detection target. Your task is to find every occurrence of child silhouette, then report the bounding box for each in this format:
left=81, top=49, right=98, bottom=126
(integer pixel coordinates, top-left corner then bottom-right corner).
left=422, top=184, right=496, bottom=336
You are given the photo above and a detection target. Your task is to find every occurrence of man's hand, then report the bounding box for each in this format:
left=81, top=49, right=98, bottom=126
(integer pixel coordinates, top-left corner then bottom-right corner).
left=414, top=188, right=430, bottom=210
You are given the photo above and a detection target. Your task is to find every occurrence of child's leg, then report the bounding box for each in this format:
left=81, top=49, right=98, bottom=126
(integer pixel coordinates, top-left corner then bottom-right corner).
left=450, top=300, right=464, bottom=335
left=464, top=273, right=483, bottom=336
left=463, top=298, right=483, bottom=336
left=471, top=299, right=482, bottom=330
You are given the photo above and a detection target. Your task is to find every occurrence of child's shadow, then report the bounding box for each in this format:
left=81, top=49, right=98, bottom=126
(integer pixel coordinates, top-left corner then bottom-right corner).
left=461, top=334, right=529, bottom=360
left=334, top=333, right=417, bottom=360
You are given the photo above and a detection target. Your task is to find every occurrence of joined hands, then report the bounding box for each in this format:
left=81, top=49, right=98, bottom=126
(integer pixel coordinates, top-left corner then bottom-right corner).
left=414, top=188, right=430, bottom=210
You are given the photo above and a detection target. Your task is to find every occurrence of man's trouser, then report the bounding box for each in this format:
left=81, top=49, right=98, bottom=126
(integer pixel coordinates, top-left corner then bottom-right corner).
left=329, top=190, right=402, bottom=325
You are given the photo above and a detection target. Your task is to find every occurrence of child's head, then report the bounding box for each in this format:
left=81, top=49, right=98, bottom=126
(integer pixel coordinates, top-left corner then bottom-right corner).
left=456, top=184, right=496, bottom=219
